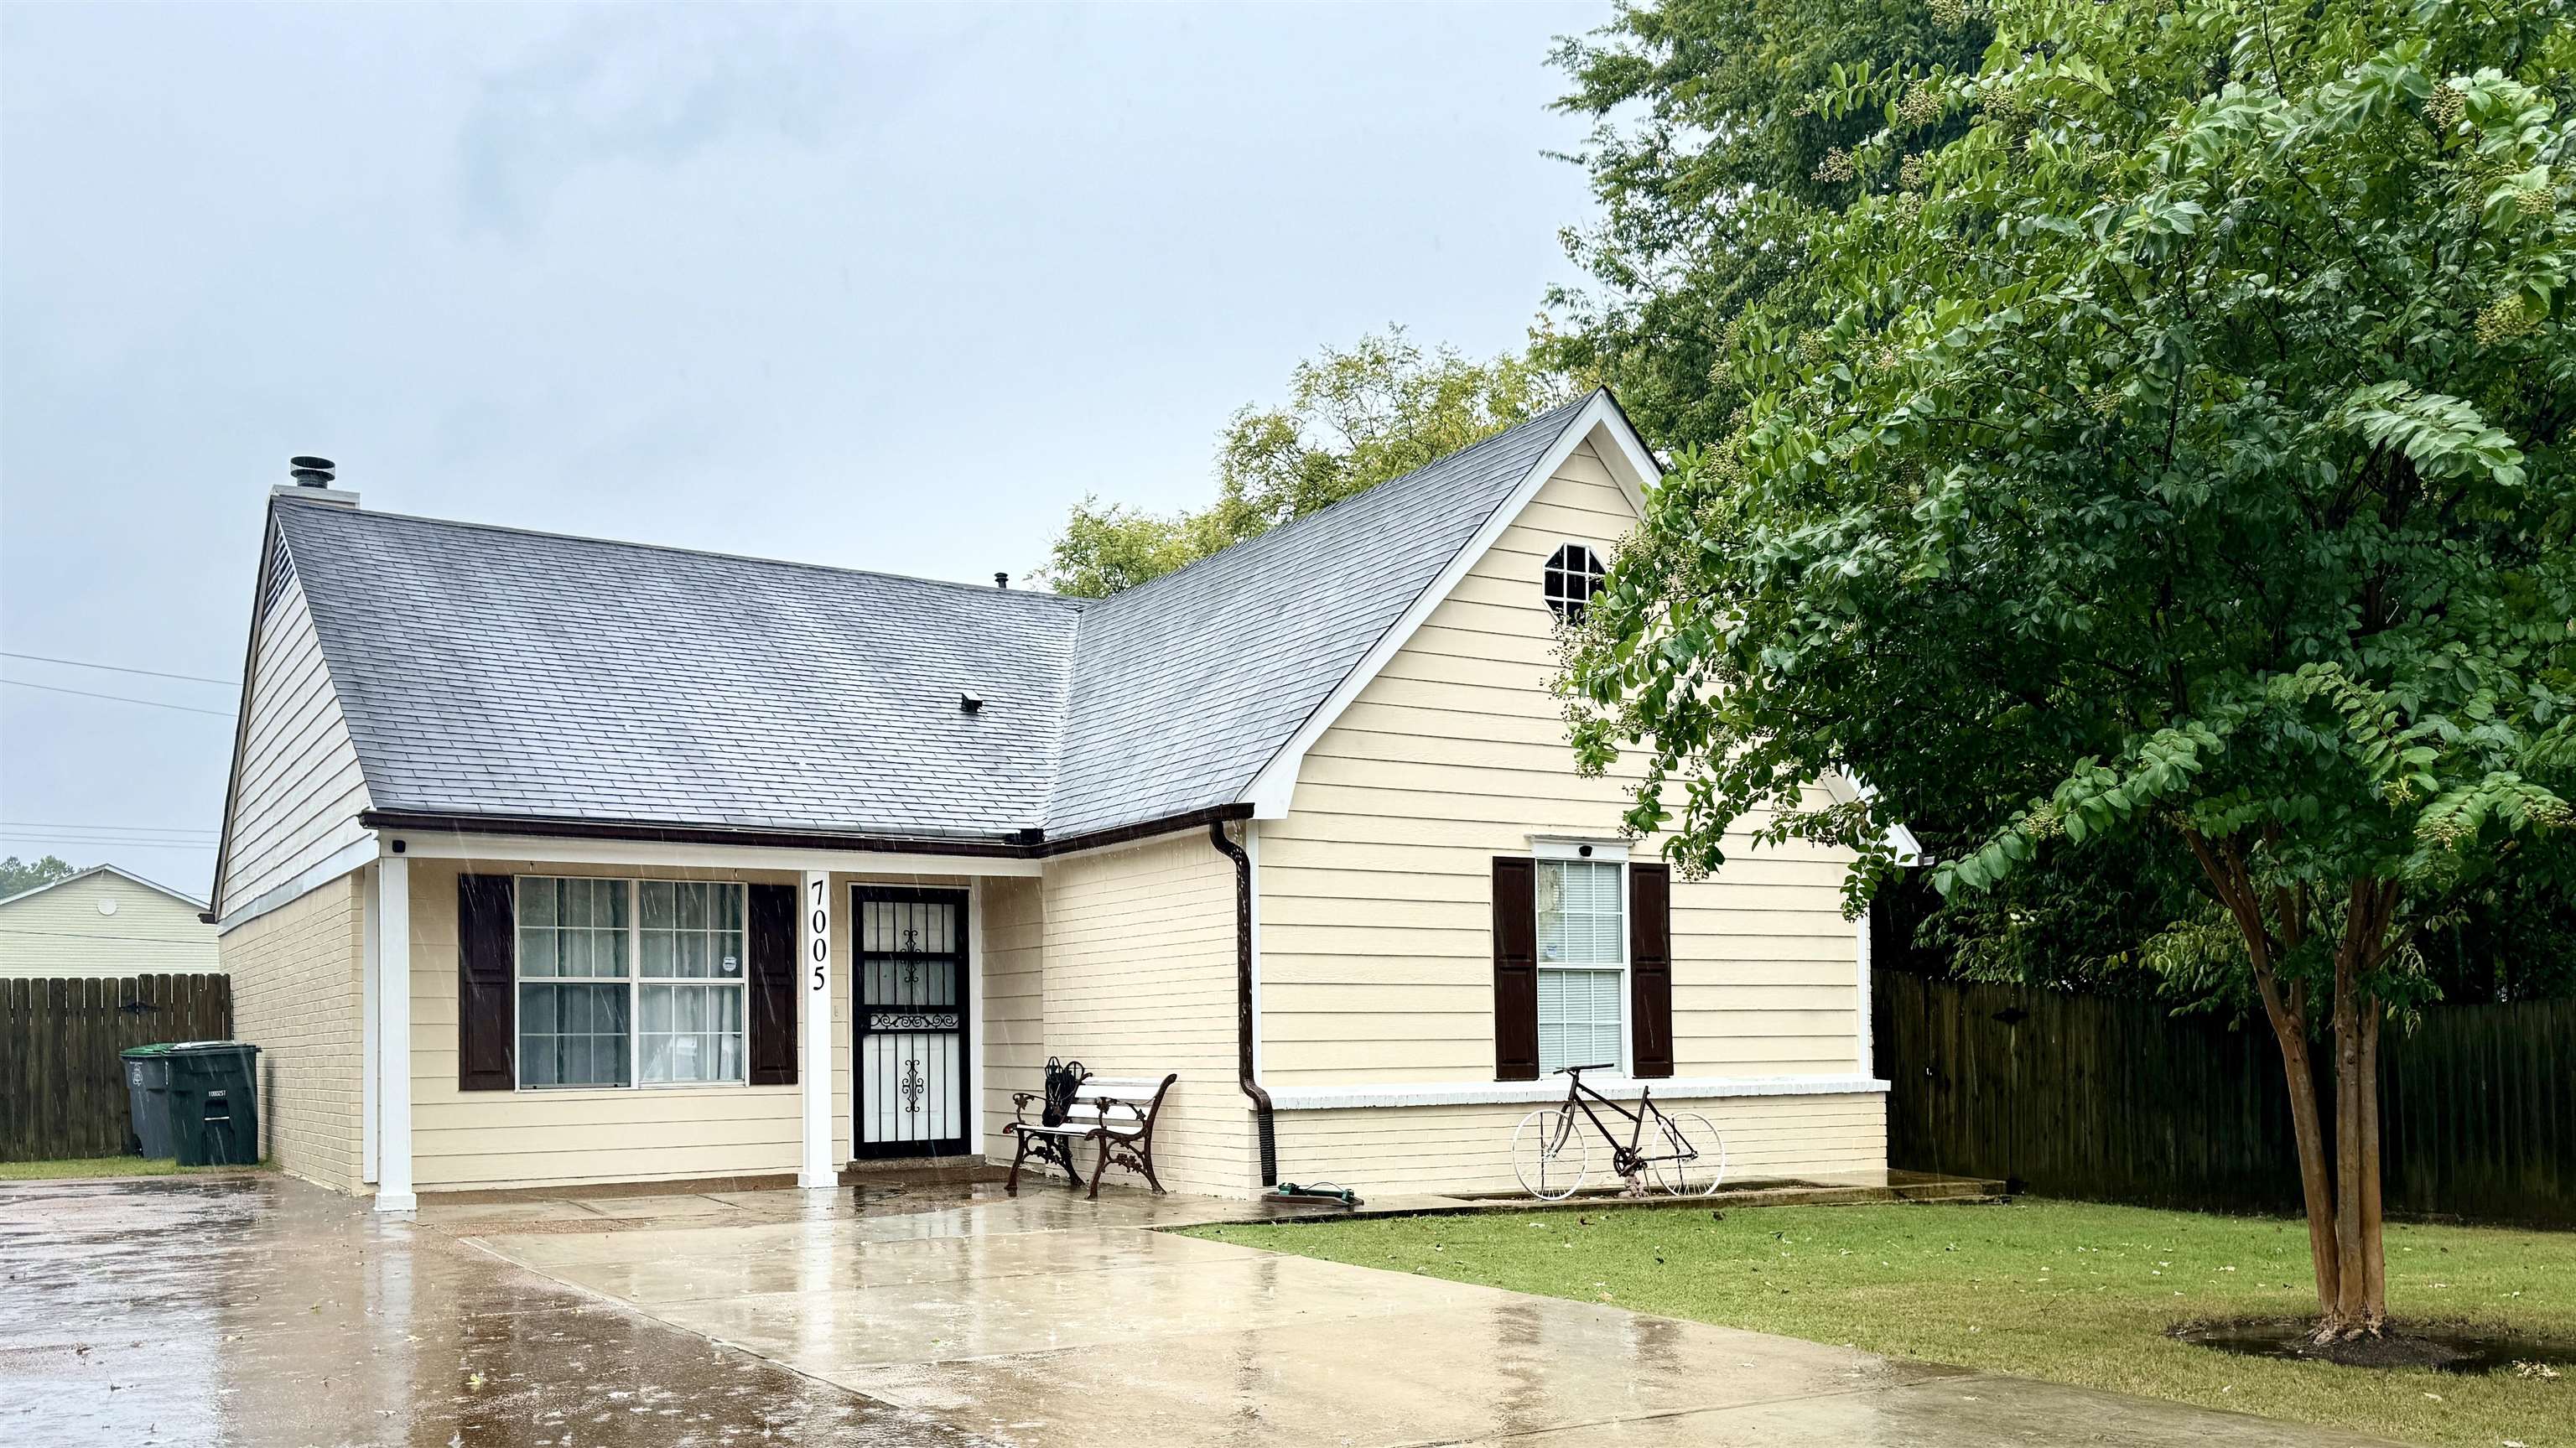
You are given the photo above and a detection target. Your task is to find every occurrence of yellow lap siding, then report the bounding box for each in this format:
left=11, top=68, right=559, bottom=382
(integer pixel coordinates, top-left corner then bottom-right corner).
left=1255, top=442, right=1883, bottom=1181
left=401, top=858, right=995, bottom=1192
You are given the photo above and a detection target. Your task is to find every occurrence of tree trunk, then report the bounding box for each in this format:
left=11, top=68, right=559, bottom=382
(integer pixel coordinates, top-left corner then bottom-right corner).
left=2183, top=835, right=2392, bottom=1335
left=2262, top=1000, right=2341, bottom=1313
left=2315, top=884, right=2392, bottom=1339
left=2329, top=967, right=2368, bottom=1332
left=2359, top=1005, right=2386, bottom=1329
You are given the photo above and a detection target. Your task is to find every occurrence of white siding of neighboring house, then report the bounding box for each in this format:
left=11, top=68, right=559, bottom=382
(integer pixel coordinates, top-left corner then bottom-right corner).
left=1037, top=832, right=1258, bottom=1196
left=213, top=570, right=372, bottom=922
left=0, top=871, right=219, bottom=978
left=1254, top=438, right=1887, bottom=1196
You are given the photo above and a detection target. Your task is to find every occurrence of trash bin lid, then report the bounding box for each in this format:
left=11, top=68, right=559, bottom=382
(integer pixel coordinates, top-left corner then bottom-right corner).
left=162, top=1040, right=257, bottom=1055
left=121, top=1042, right=182, bottom=1058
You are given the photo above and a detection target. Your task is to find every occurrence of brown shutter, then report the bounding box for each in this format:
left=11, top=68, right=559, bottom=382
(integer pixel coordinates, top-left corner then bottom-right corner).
left=1493, top=856, right=1539, bottom=1081
left=457, top=874, right=517, bottom=1092
left=746, top=883, right=797, bottom=1087
left=1629, top=862, right=1674, bottom=1078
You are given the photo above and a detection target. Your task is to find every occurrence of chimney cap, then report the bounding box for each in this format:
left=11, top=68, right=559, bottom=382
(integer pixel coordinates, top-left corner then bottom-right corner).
left=994, top=571, right=1010, bottom=589
left=288, top=456, right=336, bottom=487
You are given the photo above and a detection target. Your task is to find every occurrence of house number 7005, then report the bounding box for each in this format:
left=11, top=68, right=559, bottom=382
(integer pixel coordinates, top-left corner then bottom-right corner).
left=808, top=877, right=828, bottom=992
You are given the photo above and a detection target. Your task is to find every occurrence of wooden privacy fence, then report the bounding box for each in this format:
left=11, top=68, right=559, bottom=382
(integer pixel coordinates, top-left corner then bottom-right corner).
left=0, top=974, right=232, bottom=1161
left=1875, top=970, right=2576, bottom=1227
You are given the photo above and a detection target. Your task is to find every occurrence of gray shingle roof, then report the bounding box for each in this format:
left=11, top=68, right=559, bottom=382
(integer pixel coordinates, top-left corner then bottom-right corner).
left=273, top=394, right=1595, bottom=846
left=278, top=507, right=1085, bottom=840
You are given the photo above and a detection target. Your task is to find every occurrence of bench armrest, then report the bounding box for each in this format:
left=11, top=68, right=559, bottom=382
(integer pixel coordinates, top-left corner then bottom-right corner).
left=1088, top=1095, right=1149, bottom=1132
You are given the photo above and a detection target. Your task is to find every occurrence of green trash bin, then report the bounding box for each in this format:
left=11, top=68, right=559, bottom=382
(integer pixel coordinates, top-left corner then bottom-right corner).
left=120, top=1044, right=179, bottom=1158
left=164, top=1041, right=262, bottom=1167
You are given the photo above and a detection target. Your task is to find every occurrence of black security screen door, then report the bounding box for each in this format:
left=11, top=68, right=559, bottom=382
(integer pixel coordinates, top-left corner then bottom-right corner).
left=853, top=887, right=969, bottom=1159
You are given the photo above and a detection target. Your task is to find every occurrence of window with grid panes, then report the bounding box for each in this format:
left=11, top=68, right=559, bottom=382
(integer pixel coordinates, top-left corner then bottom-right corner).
left=637, top=880, right=746, bottom=1084
left=1535, top=858, right=1624, bottom=1072
left=516, top=877, right=631, bottom=1087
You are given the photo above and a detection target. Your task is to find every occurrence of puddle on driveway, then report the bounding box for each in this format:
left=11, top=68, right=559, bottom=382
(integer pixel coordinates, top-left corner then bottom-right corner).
left=0, top=1175, right=990, bottom=1445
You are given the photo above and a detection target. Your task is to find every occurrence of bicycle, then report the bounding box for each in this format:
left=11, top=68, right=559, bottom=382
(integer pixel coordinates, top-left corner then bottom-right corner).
left=1511, top=1064, right=1726, bottom=1201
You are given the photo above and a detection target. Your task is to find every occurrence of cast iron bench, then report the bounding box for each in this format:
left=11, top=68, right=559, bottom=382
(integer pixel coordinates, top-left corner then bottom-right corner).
left=1004, top=1065, right=1177, bottom=1199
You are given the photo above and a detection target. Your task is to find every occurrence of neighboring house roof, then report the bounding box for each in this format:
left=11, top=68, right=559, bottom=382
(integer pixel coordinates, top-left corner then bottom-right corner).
left=262, top=391, right=1624, bottom=849
left=0, top=863, right=206, bottom=913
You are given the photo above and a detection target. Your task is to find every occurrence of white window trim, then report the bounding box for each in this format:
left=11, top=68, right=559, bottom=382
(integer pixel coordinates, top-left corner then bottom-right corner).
left=512, top=875, right=752, bottom=1092
left=1530, top=835, right=1628, bottom=863
left=1535, top=854, right=1629, bottom=1077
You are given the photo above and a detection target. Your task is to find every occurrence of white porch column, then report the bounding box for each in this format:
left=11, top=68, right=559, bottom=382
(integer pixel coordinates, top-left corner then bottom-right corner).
left=799, top=869, right=835, bottom=1189
left=374, top=853, right=415, bottom=1212
left=361, top=862, right=380, bottom=1184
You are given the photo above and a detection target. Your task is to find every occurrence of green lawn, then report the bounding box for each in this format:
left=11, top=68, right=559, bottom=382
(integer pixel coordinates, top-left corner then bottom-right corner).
left=0, top=1155, right=264, bottom=1181
left=1187, top=1199, right=2573, bottom=1448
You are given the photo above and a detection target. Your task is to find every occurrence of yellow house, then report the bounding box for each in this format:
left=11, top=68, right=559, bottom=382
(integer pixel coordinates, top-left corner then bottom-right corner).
left=210, top=393, right=1898, bottom=1210
left=0, top=864, right=218, bottom=978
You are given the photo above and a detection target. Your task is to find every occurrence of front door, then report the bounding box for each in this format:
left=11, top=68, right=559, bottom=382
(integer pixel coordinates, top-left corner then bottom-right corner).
left=852, top=887, right=969, bottom=1158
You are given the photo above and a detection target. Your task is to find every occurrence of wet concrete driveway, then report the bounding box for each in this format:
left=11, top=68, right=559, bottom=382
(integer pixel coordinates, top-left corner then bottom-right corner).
left=1, top=1173, right=2397, bottom=1447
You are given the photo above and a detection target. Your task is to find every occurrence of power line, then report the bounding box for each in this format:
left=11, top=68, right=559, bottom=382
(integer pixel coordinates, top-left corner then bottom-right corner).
left=2, top=678, right=236, bottom=718
left=1, top=835, right=217, bottom=847
left=1, top=821, right=219, bottom=837
left=1, top=836, right=218, bottom=850
left=0, top=651, right=237, bottom=687
left=0, top=834, right=219, bottom=844
left=0, top=928, right=216, bottom=947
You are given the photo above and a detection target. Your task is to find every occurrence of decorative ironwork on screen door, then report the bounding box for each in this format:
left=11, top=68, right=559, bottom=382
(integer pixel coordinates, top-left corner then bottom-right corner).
left=854, top=887, right=969, bottom=1159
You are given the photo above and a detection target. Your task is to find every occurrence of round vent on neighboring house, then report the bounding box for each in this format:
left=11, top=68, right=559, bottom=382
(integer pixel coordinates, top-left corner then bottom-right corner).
left=97, top=895, right=120, bottom=916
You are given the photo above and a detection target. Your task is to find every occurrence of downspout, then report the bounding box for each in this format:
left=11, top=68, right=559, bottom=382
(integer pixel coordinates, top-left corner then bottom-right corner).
left=1209, top=820, right=1277, bottom=1186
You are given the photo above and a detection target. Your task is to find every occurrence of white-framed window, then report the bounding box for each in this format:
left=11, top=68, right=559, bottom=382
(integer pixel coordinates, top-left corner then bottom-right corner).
left=515, top=876, right=748, bottom=1090
left=1544, top=542, right=1607, bottom=622
left=637, top=880, right=747, bottom=1085
left=1536, top=857, right=1625, bottom=1073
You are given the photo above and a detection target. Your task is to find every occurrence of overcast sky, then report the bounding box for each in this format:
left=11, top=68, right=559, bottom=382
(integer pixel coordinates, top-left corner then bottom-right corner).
left=0, top=1, right=1603, bottom=896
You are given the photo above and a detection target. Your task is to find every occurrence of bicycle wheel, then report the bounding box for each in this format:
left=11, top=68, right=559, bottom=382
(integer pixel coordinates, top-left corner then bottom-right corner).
left=1646, top=1111, right=1726, bottom=1196
left=1513, top=1107, right=1591, bottom=1201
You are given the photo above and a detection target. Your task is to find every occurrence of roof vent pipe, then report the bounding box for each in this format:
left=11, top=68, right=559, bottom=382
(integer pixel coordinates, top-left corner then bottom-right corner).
left=289, top=456, right=335, bottom=487
left=994, top=572, right=1009, bottom=589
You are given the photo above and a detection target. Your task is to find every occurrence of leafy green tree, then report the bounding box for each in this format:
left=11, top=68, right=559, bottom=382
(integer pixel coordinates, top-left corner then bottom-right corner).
left=0, top=854, right=78, bottom=897
left=1547, top=0, right=1991, bottom=450
left=1565, top=0, right=2574, bottom=1339
left=1038, top=329, right=1573, bottom=596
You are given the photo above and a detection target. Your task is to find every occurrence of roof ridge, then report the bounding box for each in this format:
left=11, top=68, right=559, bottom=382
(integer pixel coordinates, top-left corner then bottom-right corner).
left=273, top=496, right=1092, bottom=610
left=1078, top=392, right=1596, bottom=615
left=0, top=862, right=206, bottom=912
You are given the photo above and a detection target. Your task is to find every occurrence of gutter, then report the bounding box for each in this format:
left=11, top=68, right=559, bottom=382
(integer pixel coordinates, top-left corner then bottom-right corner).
left=353, top=803, right=1252, bottom=861
left=1207, top=820, right=1278, bottom=1187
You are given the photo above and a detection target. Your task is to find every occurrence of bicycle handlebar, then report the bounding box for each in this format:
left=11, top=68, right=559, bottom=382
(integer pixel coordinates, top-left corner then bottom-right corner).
left=1553, top=1062, right=1618, bottom=1076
